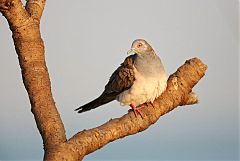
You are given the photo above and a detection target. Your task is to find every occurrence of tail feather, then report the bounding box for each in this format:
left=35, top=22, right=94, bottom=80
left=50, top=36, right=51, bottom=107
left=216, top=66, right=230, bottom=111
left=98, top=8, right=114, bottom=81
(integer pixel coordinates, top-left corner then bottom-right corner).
left=75, top=95, right=114, bottom=113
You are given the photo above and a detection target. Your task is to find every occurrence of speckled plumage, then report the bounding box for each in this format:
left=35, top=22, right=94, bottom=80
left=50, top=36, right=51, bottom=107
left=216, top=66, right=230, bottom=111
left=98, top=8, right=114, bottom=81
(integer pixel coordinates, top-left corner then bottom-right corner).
left=75, top=39, right=167, bottom=113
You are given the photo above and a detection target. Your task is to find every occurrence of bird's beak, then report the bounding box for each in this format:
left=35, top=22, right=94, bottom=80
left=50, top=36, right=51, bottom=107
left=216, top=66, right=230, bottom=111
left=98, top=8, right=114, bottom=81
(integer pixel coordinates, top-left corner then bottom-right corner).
left=127, top=48, right=136, bottom=55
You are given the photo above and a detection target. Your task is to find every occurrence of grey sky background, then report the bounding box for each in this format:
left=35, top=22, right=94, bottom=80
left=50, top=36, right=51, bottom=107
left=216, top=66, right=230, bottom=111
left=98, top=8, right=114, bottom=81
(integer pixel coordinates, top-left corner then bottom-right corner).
left=0, top=0, right=239, bottom=160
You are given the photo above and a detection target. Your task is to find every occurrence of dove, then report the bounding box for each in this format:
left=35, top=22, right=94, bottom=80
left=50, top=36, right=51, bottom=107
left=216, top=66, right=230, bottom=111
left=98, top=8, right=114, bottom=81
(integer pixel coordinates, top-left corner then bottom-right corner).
left=75, top=39, right=167, bottom=116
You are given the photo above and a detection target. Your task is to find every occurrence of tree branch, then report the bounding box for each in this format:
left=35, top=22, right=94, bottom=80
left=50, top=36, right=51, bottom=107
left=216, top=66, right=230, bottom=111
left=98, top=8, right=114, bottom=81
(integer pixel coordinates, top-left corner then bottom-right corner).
left=26, top=0, right=45, bottom=21
left=0, top=0, right=30, bottom=30
left=0, top=0, right=66, bottom=150
left=180, top=92, right=198, bottom=106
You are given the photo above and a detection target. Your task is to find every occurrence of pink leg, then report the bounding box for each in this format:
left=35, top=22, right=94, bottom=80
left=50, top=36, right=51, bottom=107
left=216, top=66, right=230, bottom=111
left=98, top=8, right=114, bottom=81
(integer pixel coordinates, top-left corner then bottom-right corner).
left=129, top=103, right=143, bottom=118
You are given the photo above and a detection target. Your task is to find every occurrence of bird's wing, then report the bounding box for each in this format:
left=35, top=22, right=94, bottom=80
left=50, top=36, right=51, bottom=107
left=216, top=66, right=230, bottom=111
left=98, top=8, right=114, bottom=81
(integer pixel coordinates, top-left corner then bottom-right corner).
left=75, top=54, right=136, bottom=113
left=103, top=54, right=136, bottom=97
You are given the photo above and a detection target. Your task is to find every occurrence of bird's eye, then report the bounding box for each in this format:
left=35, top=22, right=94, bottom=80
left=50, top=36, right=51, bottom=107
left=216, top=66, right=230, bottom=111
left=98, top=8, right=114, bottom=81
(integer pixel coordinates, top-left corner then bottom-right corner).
left=137, top=43, right=143, bottom=48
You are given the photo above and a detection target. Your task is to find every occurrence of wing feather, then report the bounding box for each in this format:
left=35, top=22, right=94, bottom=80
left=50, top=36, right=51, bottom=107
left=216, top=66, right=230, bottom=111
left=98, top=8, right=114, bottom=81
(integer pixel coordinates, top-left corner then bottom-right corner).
left=75, top=54, right=136, bottom=113
left=103, top=54, right=136, bottom=96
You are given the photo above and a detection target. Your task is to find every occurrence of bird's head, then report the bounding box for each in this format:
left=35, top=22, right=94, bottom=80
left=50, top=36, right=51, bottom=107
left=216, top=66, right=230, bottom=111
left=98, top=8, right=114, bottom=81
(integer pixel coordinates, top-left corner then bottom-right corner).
left=127, top=39, right=154, bottom=55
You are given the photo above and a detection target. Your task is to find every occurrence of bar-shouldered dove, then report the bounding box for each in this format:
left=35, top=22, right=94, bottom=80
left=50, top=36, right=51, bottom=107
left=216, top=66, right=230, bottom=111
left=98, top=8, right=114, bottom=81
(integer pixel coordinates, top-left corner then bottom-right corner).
left=75, top=39, right=167, bottom=116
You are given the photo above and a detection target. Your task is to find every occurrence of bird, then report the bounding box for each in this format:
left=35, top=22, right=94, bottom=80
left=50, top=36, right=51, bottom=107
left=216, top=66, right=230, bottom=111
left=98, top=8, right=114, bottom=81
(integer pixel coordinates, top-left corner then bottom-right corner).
left=75, top=39, right=167, bottom=116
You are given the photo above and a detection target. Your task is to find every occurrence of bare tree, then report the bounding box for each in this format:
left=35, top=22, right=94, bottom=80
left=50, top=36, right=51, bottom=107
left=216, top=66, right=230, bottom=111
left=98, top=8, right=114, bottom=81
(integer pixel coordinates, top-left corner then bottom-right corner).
left=0, top=0, right=207, bottom=161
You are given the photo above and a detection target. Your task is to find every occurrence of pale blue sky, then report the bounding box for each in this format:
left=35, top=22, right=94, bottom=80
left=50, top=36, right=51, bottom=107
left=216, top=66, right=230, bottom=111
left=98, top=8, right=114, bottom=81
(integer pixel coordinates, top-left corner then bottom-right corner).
left=0, top=0, right=239, bottom=160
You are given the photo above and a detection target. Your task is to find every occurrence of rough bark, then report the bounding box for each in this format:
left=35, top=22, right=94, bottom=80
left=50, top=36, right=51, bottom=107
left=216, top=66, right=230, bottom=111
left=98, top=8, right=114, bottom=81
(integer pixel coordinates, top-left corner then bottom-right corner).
left=0, top=1, right=208, bottom=161
left=0, top=0, right=67, bottom=150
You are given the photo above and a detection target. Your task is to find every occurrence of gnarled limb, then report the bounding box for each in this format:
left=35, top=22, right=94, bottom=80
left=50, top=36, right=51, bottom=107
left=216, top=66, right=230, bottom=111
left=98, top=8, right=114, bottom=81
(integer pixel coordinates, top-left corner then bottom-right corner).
left=1, top=1, right=207, bottom=160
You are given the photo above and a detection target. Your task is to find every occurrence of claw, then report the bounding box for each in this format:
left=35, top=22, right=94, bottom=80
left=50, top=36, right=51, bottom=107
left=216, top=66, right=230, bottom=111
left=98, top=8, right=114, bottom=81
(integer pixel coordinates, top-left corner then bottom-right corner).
left=129, top=103, right=143, bottom=118
left=149, top=102, right=155, bottom=108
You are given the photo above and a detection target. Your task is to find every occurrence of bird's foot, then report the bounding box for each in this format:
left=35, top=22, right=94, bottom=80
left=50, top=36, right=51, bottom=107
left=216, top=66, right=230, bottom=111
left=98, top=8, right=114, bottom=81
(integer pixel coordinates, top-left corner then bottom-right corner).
left=130, top=103, right=143, bottom=118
